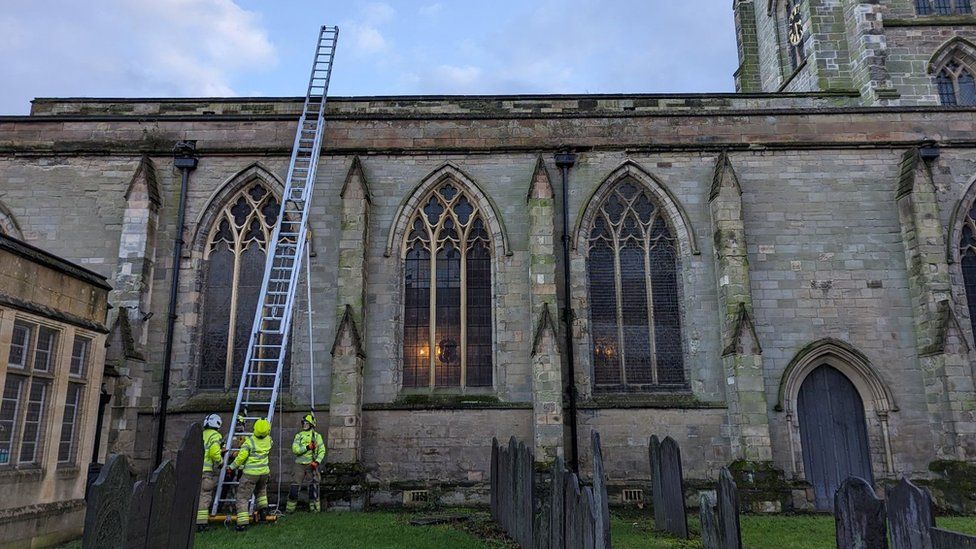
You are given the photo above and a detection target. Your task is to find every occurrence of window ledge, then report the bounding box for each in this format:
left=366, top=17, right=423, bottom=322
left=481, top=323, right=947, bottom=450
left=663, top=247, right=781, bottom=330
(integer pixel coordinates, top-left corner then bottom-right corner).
left=578, top=394, right=726, bottom=409
left=0, top=466, right=44, bottom=484
left=56, top=465, right=81, bottom=479
left=885, top=15, right=976, bottom=27
left=171, top=392, right=297, bottom=413
left=366, top=393, right=532, bottom=411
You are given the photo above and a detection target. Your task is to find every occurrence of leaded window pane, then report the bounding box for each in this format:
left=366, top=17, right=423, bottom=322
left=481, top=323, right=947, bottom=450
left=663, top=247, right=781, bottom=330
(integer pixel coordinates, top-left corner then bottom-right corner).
left=33, top=327, right=58, bottom=373
left=917, top=0, right=933, bottom=13
left=70, top=336, right=91, bottom=377
left=586, top=178, right=685, bottom=391
left=58, top=383, right=83, bottom=463
left=936, top=61, right=976, bottom=106
left=935, top=0, right=953, bottom=13
left=401, top=182, right=493, bottom=389
left=7, top=322, right=31, bottom=369
left=19, top=379, right=48, bottom=464
left=0, top=376, right=24, bottom=465
left=959, top=69, right=976, bottom=105
left=199, top=182, right=290, bottom=390
left=961, top=209, right=976, bottom=342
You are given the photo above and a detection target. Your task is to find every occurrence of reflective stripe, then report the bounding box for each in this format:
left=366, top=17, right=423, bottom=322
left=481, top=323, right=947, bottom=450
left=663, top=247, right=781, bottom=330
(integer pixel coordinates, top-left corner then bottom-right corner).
left=292, top=430, right=325, bottom=464
left=202, top=429, right=224, bottom=472
left=241, top=436, right=272, bottom=475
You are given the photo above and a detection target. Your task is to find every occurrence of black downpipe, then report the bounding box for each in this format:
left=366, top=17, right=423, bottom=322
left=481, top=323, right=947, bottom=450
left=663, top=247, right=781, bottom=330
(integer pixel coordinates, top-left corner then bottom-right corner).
left=555, top=150, right=579, bottom=473
left=91, top=384, right=111, bottom=463
left=154, top=141, right=198, bottom=468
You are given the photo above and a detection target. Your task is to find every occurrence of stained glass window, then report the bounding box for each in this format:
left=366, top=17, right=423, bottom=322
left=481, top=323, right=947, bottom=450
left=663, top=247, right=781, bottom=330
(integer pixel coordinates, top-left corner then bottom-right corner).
left=917, top=0, right=972, bottom=14
left=959, top=202, right=976, bottom=341
left=402, top=183, right=492, bottom=389
left=199, top=182, right=291, bottom=390
left=586, top=179, right=685, bottom=391
left=936, top=60, right=976, bottom=106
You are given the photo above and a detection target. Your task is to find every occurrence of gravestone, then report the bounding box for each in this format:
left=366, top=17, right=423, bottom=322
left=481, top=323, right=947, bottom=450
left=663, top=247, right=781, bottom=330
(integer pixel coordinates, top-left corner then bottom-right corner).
left=699, top=492, right=721, bottom=549
left=659, top=437, right=688, bottom=539
left=169, top=422, right=203, bottom=549
left=649, top=435, right=666, bottom=532
left=581, top=486, right=596, bottom=549
left=490, top=438, right=499, bottom=519
left=125, top=480, right=151, bottom=549
left=549, top=456, right=565, bottom=549
left=888, top=478, right=934, bottom=549
left=834, top=477, right=888, bottom=549
left=931, top=528, right=976, bottom=549
left=564, top=474, right=582, bottom=549
left=146, top=461, right=177, bottom=549
left=590, top=431, right=611, bottom=549
left=717, top=467, right=742, bottom=549
left=83, top=454, right=132, bottom=549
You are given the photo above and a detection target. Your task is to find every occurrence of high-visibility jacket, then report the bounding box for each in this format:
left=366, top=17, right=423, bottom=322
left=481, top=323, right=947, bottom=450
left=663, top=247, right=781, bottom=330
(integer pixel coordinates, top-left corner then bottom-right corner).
left=231, top=435, right=273, bottom=476
left=291, top=429, right=326, bottom=464
left=202, top=428, right=224, bottom=473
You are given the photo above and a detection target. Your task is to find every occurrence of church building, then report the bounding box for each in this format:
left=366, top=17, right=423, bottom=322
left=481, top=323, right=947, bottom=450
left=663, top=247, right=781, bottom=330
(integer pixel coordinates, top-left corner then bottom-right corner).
left=1, top=1, right=976, bottom=533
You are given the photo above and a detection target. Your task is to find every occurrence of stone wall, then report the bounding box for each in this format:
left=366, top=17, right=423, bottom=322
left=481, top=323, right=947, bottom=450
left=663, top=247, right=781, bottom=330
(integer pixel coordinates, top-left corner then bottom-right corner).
left=1, top=96, right=975, bottom=498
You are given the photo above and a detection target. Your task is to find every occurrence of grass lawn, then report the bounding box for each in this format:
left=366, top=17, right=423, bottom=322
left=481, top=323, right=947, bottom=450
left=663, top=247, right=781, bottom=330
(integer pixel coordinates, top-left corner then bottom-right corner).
left=194, top=511, right=511, bottom=549
left=59, top=509, right=976, bottom=548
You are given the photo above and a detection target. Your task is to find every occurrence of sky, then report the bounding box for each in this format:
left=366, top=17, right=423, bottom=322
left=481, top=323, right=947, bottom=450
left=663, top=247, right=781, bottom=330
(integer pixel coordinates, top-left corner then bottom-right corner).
left=0, top=0, right=739, bottom=115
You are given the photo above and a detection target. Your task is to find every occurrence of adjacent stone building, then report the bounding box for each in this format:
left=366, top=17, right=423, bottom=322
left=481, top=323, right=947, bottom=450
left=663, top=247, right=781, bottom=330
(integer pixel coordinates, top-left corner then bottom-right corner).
left=1, top=0, right=976, bottom=516
left=0, top=235, right=110, bottom=546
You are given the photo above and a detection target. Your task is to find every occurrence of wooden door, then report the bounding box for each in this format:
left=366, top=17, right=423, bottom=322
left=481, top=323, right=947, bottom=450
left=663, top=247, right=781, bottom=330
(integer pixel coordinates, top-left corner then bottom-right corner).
left=797, top=365, right=873, bottom=511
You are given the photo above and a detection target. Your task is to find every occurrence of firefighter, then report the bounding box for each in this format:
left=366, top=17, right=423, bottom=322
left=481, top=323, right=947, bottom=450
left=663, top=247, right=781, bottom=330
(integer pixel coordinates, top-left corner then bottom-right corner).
left=287, top=413, right=326, bottom=512
left=228, top=418, right=273, bottom=531
left=196, top=414, right=224, bottom=531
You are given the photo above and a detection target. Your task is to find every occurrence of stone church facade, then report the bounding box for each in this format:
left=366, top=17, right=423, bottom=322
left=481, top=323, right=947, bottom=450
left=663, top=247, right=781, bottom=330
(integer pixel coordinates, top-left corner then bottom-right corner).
left=2, top=0, right=976, bottom=514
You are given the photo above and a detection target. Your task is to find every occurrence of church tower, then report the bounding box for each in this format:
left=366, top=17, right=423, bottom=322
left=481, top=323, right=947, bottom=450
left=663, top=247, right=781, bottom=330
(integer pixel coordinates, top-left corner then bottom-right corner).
left=734, top=0, right=976, bottom=106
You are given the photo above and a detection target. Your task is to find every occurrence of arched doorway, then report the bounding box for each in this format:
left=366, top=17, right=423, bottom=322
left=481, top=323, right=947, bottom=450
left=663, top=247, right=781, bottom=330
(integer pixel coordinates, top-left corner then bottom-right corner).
left=797, top=365, right=873, bottom=511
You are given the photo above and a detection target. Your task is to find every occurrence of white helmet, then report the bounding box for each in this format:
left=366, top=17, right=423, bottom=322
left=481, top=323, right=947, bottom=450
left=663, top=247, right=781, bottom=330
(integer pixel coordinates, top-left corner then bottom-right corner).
left=203, top=414, right=222, bottom=430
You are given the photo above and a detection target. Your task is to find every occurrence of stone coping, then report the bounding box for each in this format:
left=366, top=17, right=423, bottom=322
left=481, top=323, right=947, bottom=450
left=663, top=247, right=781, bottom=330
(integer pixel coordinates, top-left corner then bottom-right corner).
left=0, top=292, right=109, bottom=333
left=25, top=91, right=865, bottom=118
left=0, top=234, right=111, bottom=291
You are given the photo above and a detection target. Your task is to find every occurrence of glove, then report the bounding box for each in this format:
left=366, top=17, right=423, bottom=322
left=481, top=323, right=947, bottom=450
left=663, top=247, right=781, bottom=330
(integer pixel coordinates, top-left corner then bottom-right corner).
left=307, top=442, right=316, bottom=451
left=225, top=468, right=235, bottom=481
left=310, top=461, right=319, bottom=471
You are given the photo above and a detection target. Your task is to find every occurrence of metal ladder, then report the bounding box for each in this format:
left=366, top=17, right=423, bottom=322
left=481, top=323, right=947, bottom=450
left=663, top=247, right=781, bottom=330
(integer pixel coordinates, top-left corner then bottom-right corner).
left=211, top=25, right=338, bottom=516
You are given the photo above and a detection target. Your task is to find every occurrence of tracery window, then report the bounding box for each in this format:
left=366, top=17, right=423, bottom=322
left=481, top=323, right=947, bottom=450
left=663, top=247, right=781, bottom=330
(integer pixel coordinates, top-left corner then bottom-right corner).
left=784, top=0, right=806, bottom=71
left=199, top=182, right=290, bottom=390
left=586, top=179, right=685, bottom=391
left=936, top=60, right=976, bottom=106
left=402, top=181, right=492, bottom=389
left=916, top=0, right=972, bottom=15
left=959, top=202, right=976, bottom=340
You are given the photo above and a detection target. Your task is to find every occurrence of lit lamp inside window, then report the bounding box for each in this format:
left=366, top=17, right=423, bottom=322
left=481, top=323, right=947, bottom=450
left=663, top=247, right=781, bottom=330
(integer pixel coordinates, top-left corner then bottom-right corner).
left=436, top=339, right=458, bottom=364
left=418, top=345, right=429, bottom=359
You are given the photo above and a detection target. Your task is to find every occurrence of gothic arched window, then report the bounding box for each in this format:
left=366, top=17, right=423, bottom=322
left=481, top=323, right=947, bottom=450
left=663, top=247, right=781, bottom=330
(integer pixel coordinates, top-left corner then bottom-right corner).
left=402, top=181, right=492, bottom=389
left=959, top=202, right=976, bottom=339
left=199, top=181, right=290, bottom=390
left=586, top=179, right=685, bottom=391
left=936, top=60, right=976, bottom=106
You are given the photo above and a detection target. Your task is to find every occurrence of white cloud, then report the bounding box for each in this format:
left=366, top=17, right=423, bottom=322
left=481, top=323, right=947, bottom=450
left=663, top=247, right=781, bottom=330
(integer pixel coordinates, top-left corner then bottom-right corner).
left=419, top=3, right=443, bottom=17
left=343, top=2, right=396, bottom=58
left=0, top=0, right=276, bottom=113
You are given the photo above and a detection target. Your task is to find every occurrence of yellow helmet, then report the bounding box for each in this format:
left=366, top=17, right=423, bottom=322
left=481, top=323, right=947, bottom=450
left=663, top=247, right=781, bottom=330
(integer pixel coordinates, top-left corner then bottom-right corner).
left=302, top=413, right=316, bottom=428
left=254, top=419, right=271, bottom=438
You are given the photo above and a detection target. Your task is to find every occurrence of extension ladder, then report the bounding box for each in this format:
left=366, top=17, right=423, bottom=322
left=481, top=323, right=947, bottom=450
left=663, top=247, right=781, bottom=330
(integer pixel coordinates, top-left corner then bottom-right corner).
left=211, top=25, right=338, bottom=515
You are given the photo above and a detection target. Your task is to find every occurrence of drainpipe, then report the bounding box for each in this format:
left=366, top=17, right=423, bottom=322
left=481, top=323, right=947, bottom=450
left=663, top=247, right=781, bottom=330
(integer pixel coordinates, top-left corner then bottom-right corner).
left=554, top=150, right=580, bottom=473
left=154, top=140, right=198, bottom=468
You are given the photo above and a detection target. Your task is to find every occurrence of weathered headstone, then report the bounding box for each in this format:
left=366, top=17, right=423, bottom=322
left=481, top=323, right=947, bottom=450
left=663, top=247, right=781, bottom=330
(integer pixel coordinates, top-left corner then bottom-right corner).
left=146, top=461, right=177, bottom=549
left=931, top=527, right=976, bottom=549
left=659, top=437, right=688, bottom=539
left=490, top=438, right=499, bottom=519
left=581, top=487, right=596, bottom=549
left=700, top=492, right=721, bottom=549
left=125, top=480, right=151, bottom=549
left=834, top=477, right=888, bottom=549
left=888, top=478, right=934, bottom=549
left=549, top=456, right=565, bottom=549
left=84, top=454, right=132, bottom=549
left=590, top=431, right=611, bottom=549
left=168, top=422, right=203, bottom=549
left=717, top=467, right=742, bottom=549
left=564, top=474, right=582, bottom=549
left=649, top=435, right=666, bottom=532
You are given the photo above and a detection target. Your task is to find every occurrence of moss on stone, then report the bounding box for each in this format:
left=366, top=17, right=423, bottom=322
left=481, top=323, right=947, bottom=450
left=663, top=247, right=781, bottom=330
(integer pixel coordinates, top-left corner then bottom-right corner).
left=728, top=460, right=797, bottom=513
left=920, top=460, right=976, bottom=514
